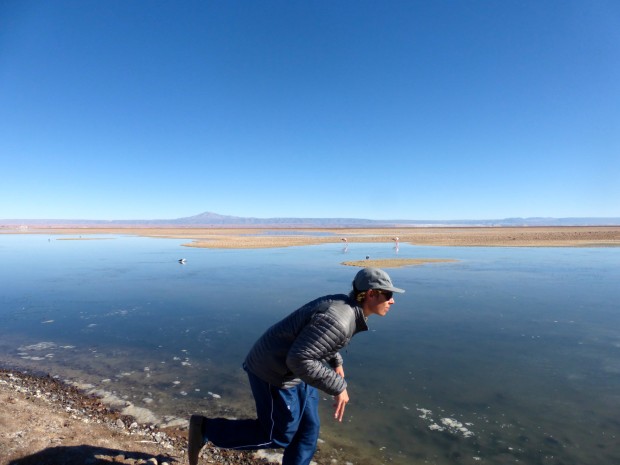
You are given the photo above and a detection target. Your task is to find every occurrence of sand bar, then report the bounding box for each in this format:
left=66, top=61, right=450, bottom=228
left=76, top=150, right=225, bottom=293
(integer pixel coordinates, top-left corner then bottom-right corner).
left=342, top=258, right=458, bottom=268
left=2, top=226, right=619, bottom=248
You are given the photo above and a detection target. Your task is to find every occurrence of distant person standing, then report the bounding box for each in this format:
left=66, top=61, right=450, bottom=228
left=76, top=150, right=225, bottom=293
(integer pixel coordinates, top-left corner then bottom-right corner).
left=188, top=267, right=405, bottom=465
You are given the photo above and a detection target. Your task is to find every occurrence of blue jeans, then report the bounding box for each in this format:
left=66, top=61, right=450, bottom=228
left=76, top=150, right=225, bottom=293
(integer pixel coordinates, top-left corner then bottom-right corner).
left=202, top=367, right=320, bottom=465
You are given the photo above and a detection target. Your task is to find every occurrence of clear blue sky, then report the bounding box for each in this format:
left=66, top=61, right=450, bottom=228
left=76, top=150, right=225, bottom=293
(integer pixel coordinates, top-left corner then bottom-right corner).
left=1, top=0, right=618, bottom=220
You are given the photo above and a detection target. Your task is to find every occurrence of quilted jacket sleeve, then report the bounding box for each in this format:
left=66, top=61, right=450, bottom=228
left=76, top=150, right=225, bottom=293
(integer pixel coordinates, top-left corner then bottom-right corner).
left=285, top=311, right=349, bottom=396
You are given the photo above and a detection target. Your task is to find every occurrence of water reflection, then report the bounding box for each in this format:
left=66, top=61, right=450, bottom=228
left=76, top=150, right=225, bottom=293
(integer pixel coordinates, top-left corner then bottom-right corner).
left=0, top=235, right=619, bottom=465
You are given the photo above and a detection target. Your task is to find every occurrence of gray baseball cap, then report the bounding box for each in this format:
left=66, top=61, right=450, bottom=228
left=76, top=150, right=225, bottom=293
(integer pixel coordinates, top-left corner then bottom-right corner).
left=353, top=267, right=405, bottom=293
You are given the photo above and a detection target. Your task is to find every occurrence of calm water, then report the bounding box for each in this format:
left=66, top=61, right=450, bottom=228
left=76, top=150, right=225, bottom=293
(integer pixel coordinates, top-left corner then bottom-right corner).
left=1, top=234, right=619, bottom=465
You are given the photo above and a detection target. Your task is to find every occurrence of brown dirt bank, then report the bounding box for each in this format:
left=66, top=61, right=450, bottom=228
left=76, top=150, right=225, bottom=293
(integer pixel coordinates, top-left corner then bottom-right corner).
left=342, top=258, right=458, bottom=268
left=0, top=369, right=282, bottom=465
left=3, top=226, right=619, bottom=248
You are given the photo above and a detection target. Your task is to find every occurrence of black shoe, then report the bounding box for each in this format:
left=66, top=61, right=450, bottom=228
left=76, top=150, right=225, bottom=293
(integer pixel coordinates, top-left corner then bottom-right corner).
left=188, top=414, right=205, bottom=465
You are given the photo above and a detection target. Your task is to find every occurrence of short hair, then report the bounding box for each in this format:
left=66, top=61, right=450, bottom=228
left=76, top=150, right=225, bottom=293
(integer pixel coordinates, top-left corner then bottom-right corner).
left=349, top=283, right=367, bottom=304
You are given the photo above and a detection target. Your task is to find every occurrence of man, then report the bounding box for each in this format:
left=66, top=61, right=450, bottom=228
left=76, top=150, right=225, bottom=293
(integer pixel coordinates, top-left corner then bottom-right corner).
left=188, top=267, right=405, bottom=465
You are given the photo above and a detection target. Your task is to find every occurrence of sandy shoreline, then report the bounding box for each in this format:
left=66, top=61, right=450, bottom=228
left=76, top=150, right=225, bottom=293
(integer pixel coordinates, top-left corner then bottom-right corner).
left=0, top=368, right=286, bottom=465
left=2, top=226, right=619, bottom=248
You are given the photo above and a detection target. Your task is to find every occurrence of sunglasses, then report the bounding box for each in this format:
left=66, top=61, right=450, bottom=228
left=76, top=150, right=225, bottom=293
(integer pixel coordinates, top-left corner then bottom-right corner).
left=375, top=289, right=393, bottom=300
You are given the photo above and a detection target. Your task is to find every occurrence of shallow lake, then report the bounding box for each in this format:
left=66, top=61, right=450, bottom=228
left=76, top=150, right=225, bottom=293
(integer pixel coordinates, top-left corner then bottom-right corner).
left=1, top=234, right=619, bottom=465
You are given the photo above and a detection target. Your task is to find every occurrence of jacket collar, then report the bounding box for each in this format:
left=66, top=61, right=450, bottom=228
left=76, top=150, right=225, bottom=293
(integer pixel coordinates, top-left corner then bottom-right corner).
left=353, top=304, right=369, bottom=334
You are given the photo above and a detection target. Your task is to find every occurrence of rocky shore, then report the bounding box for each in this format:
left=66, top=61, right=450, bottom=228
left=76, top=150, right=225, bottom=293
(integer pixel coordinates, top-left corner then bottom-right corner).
left=0, top=369, right=281, bottom=465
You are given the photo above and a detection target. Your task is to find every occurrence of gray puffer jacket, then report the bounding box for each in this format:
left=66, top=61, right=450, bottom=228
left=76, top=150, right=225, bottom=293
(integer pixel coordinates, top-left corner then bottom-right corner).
left=244, top=294, right=368, bottom=396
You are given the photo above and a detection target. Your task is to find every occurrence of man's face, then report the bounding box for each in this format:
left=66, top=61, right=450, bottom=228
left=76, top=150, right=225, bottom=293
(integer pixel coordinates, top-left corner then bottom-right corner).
left=364, top=289, right=394, bottom=317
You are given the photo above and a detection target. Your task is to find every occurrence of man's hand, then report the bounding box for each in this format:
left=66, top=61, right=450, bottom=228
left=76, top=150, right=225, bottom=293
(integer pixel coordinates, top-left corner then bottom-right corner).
left=334, top=365, right=345, bottom=378
left=333, top=388, right=349, bottom=422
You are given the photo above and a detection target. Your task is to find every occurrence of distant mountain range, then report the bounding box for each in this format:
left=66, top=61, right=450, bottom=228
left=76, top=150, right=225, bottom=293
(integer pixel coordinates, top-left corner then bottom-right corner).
left=1, top=212, right=620, bottom=227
